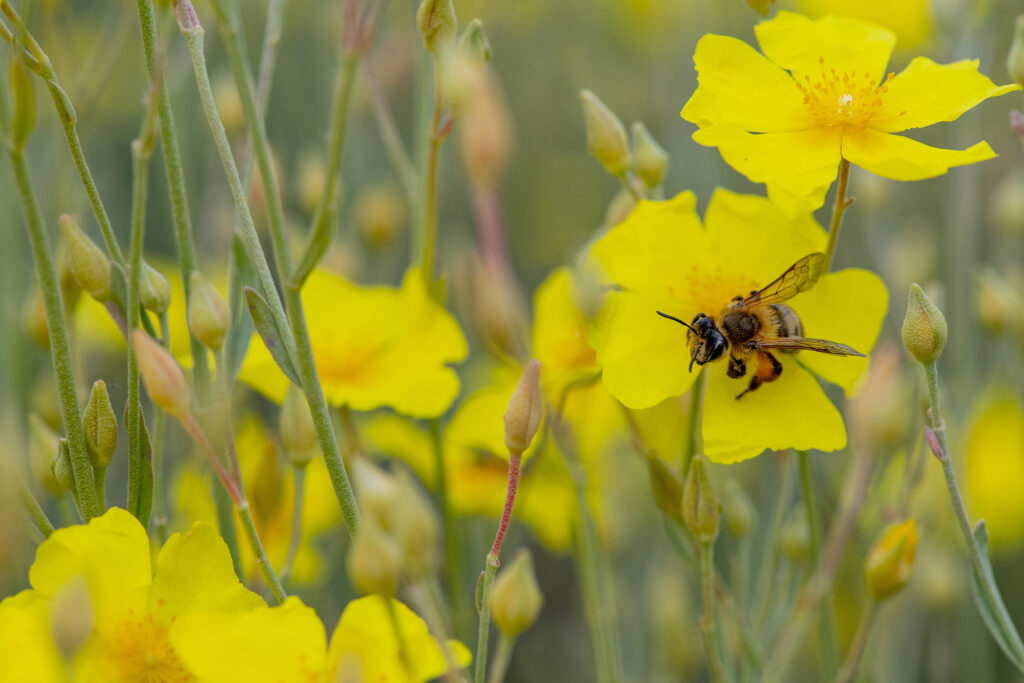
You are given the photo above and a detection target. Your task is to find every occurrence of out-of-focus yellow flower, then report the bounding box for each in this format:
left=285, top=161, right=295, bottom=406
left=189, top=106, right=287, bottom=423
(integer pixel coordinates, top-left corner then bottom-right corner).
left=176, top=416, right=341, bottom=584
left=240, top=267, right=468, bottom=418
left=864, top=518, right=918, bottom=600
left=0, top=507, right=264, bottom=682
left=792, top=0, right=932, bottom=49
left=171, top=594, right=471, bottom=682
left=681, top=11, right=1019, bottom=214
left=591, top=189, right=887, bottom=463
left=966, top=390, right=1024, bottom=551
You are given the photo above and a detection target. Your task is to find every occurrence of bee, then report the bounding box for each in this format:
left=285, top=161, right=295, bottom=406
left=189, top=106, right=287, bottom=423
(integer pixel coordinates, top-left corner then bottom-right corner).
left=656, top=252, right=864, bottom=399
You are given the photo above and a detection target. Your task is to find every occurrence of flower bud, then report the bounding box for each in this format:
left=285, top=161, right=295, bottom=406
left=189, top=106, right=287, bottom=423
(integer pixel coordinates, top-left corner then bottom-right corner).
left=459, top=18, right=491, bottom=62
left=1007, top=16, right=1024, bottom=87
left=82, top=379, right=117, bottom=468
left=132, top=330, right=191, bottom=418
left=8, top=56, right=35, bottom=151
left=29, top=413, right=63, bottom=495
left=352, top=458, right=400, bottom=529
left=416, top=0, right=457, bottom=52
left=491, top=549, right=543, bottom=637
left=864, top=519, right=917, bottom=600
left=49, top=577, right=95, bottom=658
left=22, top=286, right=49, bottom=349
left=140, top=262, right=171, bottom=315
left=459, top=67, right=514, bottom=189
left=346, top=521, right=402, bottom=597
left=745, top=0, right=775, bottom=16
left=60, top=214, right=111, bottom=301
left=57, top=243, right=83, bottom=312
left=188, top=271, right=230, bottom=350
left=780, top=508, right=810, bottom=562
left=1011, top=109, right=1024, bottom=140
left=580, top=89, right=630, bottom=178
left=681, top=455, right=720, bottom=545
left=50, top=438, right=75, bottom=492
left=722, top=480, right=756, bottom=539
left=902, top=284, right=947, bottom=364
left=391, top=468, right=440, bottom=578
left=604, top=188, right=638, bottom=229
left=504, top=359, right=543, bottom=455
left=630, top=121, right=668, bottom=189
left=355, top=185, right=406, bottom=249
left=279, top=385, right=318, bottom=466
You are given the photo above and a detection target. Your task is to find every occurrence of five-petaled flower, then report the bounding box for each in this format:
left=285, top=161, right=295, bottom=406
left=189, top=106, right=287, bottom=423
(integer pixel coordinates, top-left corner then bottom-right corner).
left=590, top=189, right=888, bottom=463
left=681, top=11, right=1020, bottom=214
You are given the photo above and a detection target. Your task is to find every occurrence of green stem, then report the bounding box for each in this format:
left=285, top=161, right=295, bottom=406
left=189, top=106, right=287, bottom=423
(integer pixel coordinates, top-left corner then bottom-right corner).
left=237, top=500, right=287, bottom=604
left=475, top=555, right=499, bottom=683
left=93, top=466, right=106, bottom=512
left=700, top=543, right=725, bottom=683
left=363, top=61, right=417, bottom=201
left=416, top=56, right=444, bottom=284
left=279, top=463, right=307, bottom=585
left=753, top=452, right=794, bottom=628
left=17, top=476, right=55, bottom=537
left=431, top=418, right=462, bottom=628
left=835, top=600, right=878, bottom=683
left=412, top=578, right=463, bottom=682
left=487, top=634, right=516, bottom=683
left=216, top=481, right=243, bottom=578
left=823, top=158, right=851, bottom=271
left=151, top=313, right=171, bottom=544
left=683, top=368, right=705, bottom=471
left=8, top=149, right=100, bottom=520
left=798, top=451, right=840, bottom=678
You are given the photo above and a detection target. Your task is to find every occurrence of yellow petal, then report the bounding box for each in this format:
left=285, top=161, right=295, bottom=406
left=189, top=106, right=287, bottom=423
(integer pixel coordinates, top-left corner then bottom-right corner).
left=327, top=596, right=471, bottom=681
left=150, top=521, right=265, bottom=621
left=361, top=413, right=438, bottom=486
left=702, top=358, right=846, bottom=464
left=682, top=34, right=816, bottom=132
left=966, top=391, right=1024, bottom=551
left=797, top=0, right=932, bottom=49
left=692, top=125, right=842, bottom=214
left=790, top=268, right=888, bottom=395
left=755, top=11, right=895, bottom=84
left=0, top=591, right=68, bottom=683
left=872, top=58, right=1020, bottom=133
left=171, top=596, right=327, bottom=683
left=532, top=267, right=600, bottom=394
left=841, top=127, right=996, bottom=180
left=592, top=291, right=699, bottom=410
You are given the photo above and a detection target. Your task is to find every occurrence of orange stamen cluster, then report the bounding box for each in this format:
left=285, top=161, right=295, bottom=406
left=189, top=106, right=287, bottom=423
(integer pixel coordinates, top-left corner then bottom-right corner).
left=795, top=56, right=895, bottom=128
left=105, top=611, right=193, bottom=683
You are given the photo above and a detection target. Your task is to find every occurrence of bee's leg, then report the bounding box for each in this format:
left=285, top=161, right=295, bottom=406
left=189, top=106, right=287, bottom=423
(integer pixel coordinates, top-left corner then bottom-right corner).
left=727, top=354, right=746, bottom=378
left=736, top=352, right=783, bottom=399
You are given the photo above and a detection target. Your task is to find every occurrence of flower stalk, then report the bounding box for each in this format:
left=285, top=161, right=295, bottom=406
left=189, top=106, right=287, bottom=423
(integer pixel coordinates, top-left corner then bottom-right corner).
left=824, top=158, right=852, bottom=270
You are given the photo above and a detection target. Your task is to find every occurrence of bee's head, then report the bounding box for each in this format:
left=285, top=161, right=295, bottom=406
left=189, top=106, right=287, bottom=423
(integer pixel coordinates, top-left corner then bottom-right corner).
left=656, top=311, right=726, bottom=372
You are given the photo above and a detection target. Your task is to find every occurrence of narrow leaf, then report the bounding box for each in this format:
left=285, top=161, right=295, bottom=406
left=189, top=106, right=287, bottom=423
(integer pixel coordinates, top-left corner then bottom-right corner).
left=969, top=520, right=1024, bottom=673
left=244, top=286, right=302, bottom=387
left=225, top=235, right=256, bottom=381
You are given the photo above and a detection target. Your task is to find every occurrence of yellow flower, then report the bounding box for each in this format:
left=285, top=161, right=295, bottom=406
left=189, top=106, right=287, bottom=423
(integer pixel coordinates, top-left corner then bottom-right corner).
left=591, top=189, right=887, bottom=463
left=239, top=267, right=468, bottom=418
left=966, top=390, right=1024, bottom=551
left=681, top=11, right=1019, bottom=214
left=794, top=0, right=932, bottom=49
left=0, top=507, right=264, bottom=682
left=170, top=594, right=471, bottom=682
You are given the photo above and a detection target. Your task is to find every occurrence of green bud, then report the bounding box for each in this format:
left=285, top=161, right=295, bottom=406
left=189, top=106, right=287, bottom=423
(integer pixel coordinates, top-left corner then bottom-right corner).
left=780, top=508, right=810, bottom=562
left=60, top=215, right=111, bottom=301
left=140, top=262, right=171, bottom=315
left=1007, top=16, right=1024, bottom=87
left=681, top=456, right=720, bottom=545
left=491, top=549, right=544, bottom=637
left=82, top=379, right=117, bottom=468
left=8, top=56, right=35, bottom=151
left=580, top=89, right=630, bottom=178
left=459, top=18, right=491, bottom=62
left=901, top=284, right=947, bottom=365
left=50, top=438, right=75, bottom=492
left=187, top=271, right=230, bottom=350
left=391, top=468, right=440, bottom=578
left=57, top=243, right=83, bottom=312
left=646, top=455, right=684, bottom=525
left=745, top=0, right=775, bottom=15
left=132, top=330, right=191, bottom=418
left=630, top=121, right=668, bottom=189
left=504, top=359, right=543, bottom=455
left=722, top=480, right=756, bottom=539
left=346, top=521, right=402, bottom=597
left=279, top=385, right=318, bottom=466
left=865, top=519, right=917, bottom=600
left=416, top=0, right=457, bottom=52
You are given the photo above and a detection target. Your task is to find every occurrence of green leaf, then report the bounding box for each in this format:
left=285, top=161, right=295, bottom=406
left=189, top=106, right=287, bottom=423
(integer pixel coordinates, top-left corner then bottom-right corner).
left=244, top=286, right=301, bottom=387
left=646, top=453, right=684, bottom=525
left=225, top=235, right=256, bottom=382
left=969, top=520, right=1024, bottom=673
left=109, top=261, right=129, bottom=318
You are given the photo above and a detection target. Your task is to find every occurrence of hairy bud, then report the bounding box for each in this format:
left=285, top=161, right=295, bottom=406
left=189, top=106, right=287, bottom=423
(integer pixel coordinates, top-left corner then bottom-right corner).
left=140, top=262, right=171, bottom=315
left=902, top=284, right=947, bottom=365
left=416, top=0, right=457, bottom=52
left=346, top=521, right=402, bottom=597
left=580, top=89, right=630, bottom=178
left=504, top=359, right=543, bottom=455
left=132, top=330, right=191, bottom=418
left=491, top=549, right=543, bottom=637
left=187, top=271, right=230, bottom=350
left=60, top=215, right=111, bottom=302
left=83, top=379, right=117, bottom=468
left=682, top=455, right=720, bottom=545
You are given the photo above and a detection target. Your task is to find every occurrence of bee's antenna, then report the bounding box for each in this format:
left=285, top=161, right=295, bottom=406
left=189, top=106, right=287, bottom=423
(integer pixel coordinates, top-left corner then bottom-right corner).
left=656, top=310, right=695, bottom=332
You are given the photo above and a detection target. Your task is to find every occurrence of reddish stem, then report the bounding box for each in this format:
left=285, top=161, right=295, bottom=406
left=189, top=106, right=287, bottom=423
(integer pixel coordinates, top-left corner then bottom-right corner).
left=488, top=451, right=522, bottom=561
left=180, top=411, right=243, bottom=505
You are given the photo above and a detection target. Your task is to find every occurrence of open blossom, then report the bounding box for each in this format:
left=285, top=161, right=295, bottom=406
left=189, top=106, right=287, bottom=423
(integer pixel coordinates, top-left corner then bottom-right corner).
left=681, top=11, right=1019, bottom=214
left=590, top=189, right=887, bottom=463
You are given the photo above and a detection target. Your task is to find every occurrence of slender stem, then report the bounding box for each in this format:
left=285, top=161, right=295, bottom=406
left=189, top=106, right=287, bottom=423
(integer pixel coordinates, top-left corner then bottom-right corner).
left=416, top=56, right=444, bottom=284
left=151, top=398, right=168, bottom=544
left=683, top=368, right=705, bottom=472
left=836, top=600, right=878, bottom=683
left=700, top=543, right=725, bottom=683
left=753, top=452, right=794, bottom=627
left=431, top=418, right=461, bottom=621
left=798, top=451, right=840, bottom=678
left=824, top=158, right=851, bottom=270
left=363, top=61, right=417, bottom=201
left=8, top=149, right=100, bottom=520
left=279, top=463, right=307, bottom=584
left=487, top=634, right=516, bottom=683
left=236, top=500, right=287, bottom=604
left=215, top=479, right=243, bottom=578
left=17, top=476, right=55, bottom=537
left=93, top=466, right=106, bottom=512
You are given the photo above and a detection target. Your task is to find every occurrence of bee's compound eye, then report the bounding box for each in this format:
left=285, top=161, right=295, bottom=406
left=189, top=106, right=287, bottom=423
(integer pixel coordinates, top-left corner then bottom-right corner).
left=706, top=337, right=726, bottom=362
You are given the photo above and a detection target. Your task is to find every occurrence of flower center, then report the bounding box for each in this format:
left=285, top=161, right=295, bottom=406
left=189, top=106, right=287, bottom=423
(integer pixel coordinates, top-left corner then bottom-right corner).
left=105, top=611, right=193, bottom=683
left=795, top=57, right=894, bottom=128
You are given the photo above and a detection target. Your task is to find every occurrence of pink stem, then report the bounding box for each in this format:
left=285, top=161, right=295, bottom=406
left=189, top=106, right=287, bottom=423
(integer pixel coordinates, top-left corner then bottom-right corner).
left=488, top=451, right=522, bottom=561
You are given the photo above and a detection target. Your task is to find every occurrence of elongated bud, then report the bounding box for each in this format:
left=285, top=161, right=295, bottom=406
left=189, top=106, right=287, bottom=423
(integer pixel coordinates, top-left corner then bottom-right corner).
left=902, top=284, right=947, bottom=364
left=49, top=577, right=94, bottom=658
left=8, top=56, right=35, bottom=151
left=491, top=549, right=543, bottom=637
left=416, top=0, right=457, bottom=52
left=630, top=121, right=668, bottom=189
left=504, top=359, right=543, bottom=455
left=392, top=468, right=440, bottom=578
left=50, top=438, right=75, bottom=492
left=132, top=330, right=191, bottom=418
left=347, top=521, right=402, bottom=597
left=460, top=19, right=491, bottom=62
left=188, top=271, right=230, bottom=350
left=1008, top=16, right=1024, bottom=87
left=723, top=480, right=756, bottom=539
left=140, top=262, right=171, bottom=315
left=174, top=0, right=201, bottom=31
left=865, top=519, right=918, bottom=600
left=57, top=244, right=83, bottom=311
left=682, top=455, right=720, bottom=545
left=82, top=379, right=117, bottom=468
left=646, top=455, right=684, bottom=525
left=580, top=89, right=630, bottom=178
left=30, top=413, right=63, bottom=494
left=459, top=67, right=514, bottom=189
left=60, top=215, right=111, bottom=301
left=279, top=385, right=318, bottom=466
left=745, top=0, right=775, bottom=16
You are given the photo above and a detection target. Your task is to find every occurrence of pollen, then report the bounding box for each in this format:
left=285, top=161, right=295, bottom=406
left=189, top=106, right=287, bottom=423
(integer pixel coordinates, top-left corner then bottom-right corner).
left=794, top=58, right=894, bottom=128
left=105, top=613, right=194, bottom=683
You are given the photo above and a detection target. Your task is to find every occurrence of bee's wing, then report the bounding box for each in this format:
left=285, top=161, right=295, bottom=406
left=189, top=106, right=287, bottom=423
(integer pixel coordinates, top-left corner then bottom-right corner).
left=743, top=253, right=826, bottom=305
left=749, top=337, right=864, bottom=357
